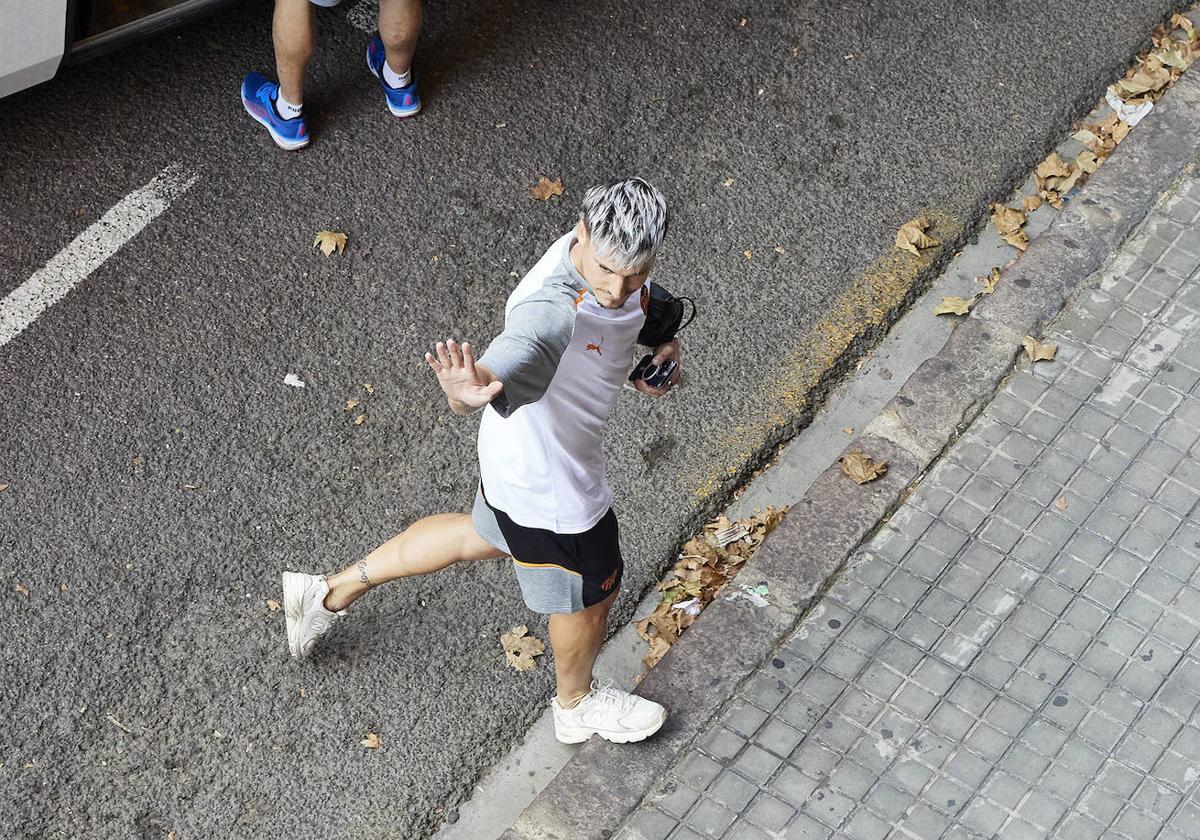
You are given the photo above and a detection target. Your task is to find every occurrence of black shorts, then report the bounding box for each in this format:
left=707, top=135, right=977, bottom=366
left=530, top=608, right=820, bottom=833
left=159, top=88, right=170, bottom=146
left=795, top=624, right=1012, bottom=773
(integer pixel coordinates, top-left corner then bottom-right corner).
left=472, top=485, right=624, bottom=614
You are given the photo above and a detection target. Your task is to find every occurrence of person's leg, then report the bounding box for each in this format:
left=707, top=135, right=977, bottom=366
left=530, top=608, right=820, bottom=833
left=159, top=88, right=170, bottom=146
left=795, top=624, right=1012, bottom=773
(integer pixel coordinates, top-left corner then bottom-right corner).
left=274, top=0, right=317, bottom=106
left=377, top=0, right=422, bottom=77
left=548, top=589, right=618, bottom=706
left=323, top=513, right=502, bottom=611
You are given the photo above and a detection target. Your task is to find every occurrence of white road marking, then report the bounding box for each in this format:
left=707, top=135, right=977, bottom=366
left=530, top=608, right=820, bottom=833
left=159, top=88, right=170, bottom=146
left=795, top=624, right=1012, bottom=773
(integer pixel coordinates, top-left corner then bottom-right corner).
left=0, top=164, right=197, bottom=349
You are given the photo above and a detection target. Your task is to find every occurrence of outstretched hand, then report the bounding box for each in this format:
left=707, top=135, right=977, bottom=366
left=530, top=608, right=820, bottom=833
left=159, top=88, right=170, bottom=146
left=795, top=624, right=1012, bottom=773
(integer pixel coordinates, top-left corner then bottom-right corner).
left=424, top=339, right=503, bottom=415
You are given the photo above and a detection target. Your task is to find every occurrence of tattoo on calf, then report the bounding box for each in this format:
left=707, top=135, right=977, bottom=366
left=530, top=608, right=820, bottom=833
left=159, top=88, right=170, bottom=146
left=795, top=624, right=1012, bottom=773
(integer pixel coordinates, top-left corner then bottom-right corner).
left=358, top=559, right=373, bottom=588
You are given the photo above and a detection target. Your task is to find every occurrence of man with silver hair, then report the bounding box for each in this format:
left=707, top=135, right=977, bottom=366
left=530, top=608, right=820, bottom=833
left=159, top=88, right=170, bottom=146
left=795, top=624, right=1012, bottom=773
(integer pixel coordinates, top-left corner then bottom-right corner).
left=281, top=178, right=684, bottom=744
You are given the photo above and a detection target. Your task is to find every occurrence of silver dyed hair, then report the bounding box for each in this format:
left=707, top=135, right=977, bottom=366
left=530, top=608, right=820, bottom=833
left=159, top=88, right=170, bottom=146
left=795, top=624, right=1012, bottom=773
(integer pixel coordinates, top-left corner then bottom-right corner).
left=579, top=178, right=669, bottom=271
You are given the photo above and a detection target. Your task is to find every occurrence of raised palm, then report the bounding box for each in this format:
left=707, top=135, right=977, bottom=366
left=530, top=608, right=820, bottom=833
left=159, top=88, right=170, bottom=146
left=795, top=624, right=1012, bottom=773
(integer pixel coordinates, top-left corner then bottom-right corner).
left=424, top=339, right=503, bottom=414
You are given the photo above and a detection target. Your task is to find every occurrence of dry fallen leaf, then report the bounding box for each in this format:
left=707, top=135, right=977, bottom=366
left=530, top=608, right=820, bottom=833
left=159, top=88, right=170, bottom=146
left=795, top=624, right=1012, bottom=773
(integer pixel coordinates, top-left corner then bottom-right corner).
left=637, top=507, right=787, bottom=670
left=842, top=426, right=855, bottom=435
left=313, top=230, right=347, bottom=257
left=15, top=584, right=30, bottom=597
left=743, top=250, right=753, bottom=260
left=363, top=383, right=375, bottom=394
left=361, top=733, right=382, bottom=749
left=978, top=268, right=1001, bottom=295
left=774, top=245, right=786, bottom=254
left=1055, top=496, right=1069, bottom=511
left=345, top=399, right=360, bottom=411
left=723, top=177, right=736, bottom=187
left=990, top=203, right=1025, bottom=235
left=354, top=414, right=367, bottom=426
left=0, top=483, right=9, bottom=492
left=934, top=295, right=976, bottom=316
left=840, top=450, right=888, bottom=484
left=266, top=599, right=280, bottom=612
left=530, top=176, right=564, bottom=201
left=1023, top=336, right=1058, bottom=362
left=1022, top=195, right=1043, bottom=213
left=1076, top=150, right=1101, bottom=175
left=502, top=625, right=546, bottom=671
left=895, top=217, right=939, bottom=257
left=991, top=203, right=1029, bottom=251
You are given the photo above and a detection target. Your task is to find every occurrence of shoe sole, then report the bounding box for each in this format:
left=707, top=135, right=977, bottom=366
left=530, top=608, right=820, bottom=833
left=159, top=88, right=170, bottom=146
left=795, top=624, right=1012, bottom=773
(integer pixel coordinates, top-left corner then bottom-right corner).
left=555, top=710, right=667, bottom=745
left=281, top=571, right=309, bottom=658
left=242, top=97, right=310, bottom=151
left=365, top=49, right=422, bottom=118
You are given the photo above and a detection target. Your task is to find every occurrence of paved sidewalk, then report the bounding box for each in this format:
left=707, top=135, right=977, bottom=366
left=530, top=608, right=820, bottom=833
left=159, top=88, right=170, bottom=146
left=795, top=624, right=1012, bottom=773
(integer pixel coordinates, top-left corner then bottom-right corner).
left=620, top=170, right=1200, bottom=840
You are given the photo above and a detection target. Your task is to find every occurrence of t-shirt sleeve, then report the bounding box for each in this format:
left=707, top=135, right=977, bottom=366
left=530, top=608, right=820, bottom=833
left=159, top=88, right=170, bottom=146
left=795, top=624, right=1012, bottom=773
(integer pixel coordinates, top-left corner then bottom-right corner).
left=478, top=291, right=576, bottom=418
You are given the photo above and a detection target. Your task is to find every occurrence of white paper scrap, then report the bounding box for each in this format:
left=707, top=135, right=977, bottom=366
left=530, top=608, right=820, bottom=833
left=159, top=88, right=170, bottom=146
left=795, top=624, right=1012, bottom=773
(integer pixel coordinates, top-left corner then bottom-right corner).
left=1105, top=89, right=1153, bottom=127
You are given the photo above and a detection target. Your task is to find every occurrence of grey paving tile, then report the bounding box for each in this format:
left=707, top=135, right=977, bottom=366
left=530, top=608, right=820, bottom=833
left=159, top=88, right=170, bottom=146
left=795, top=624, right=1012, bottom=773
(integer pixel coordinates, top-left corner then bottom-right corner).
left=627, top=176, right=1200, bottom=840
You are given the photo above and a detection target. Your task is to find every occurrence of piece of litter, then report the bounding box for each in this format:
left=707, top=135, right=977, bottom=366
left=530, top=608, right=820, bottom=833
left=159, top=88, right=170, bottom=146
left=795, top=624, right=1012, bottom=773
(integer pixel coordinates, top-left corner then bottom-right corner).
left=715, top=523, right=749, bottom=546
left=672, top=597, right=702, bottom=617
left=1105, top=90, right=1153, bottom=127
left=753, top=583, right=769, bottom=597
left=725, top=584, right=769, bottom=607
left=284, top=373, right=306, bottom=389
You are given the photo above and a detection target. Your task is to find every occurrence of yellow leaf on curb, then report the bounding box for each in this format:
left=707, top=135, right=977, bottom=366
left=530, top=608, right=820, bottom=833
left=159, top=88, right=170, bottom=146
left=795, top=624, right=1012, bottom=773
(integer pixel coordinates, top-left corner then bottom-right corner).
left=530, top=176, right=564, bottom=201
left=354, top=414, right=367, bottom=426
left=1023, top=336, right=1058, bottom=362
left=934, top=295, right=976, bottom=316
left=266, top=599, right=280, bottom=612
left=895, top=217, right=939, bottom=256
left=361, top=733, right=381, bottom=749
left=990, top=204, right=1025, bottom=235
left=345, top=399, right=360, bottom=411
left=313, top=230, right=347, bottom=257
left=840, top=449, right=888, bottom=484
left=501, top=625, right=546, bottom=671
left=1076, top=150, right=1101, bottom=175
left=1055, top=496, right=1069, bottom=511
left=1022, top=195, right=1043, bottom=213
left=978, top=268, right=1001, bottom=295
left=363, top=383, right=375, bottom=394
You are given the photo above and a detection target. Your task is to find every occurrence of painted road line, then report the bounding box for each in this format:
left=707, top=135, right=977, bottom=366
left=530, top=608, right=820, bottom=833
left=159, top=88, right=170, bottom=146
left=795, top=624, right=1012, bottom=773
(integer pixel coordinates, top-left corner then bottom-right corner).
left=0, top=164, right=198, bottom=349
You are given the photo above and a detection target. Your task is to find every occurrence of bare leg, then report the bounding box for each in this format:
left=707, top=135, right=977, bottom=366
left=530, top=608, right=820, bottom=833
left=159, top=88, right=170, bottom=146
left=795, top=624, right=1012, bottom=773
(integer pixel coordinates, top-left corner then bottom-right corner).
left=377, top=0, right=422, bottom=75
left=324, top=513, right=502, bottom=611
left=273, top=0, right=316, bottom=105
left=548, top=590, right=618, bottom=707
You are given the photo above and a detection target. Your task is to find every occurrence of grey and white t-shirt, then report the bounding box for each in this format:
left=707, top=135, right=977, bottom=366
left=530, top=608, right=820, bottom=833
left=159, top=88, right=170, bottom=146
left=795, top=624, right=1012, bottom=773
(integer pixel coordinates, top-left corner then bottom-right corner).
left=476, top=231, right=648, bottom=534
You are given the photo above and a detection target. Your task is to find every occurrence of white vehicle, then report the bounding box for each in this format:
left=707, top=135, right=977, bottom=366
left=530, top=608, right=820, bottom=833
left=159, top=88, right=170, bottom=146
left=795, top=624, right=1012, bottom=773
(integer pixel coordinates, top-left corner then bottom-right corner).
left=0, top=0, right=224, bottom=99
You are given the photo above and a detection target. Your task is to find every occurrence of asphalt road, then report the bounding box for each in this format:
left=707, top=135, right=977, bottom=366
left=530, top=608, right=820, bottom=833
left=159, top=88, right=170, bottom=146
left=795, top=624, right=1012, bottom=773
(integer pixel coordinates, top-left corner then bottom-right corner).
left=0, top=0, right=1183, bottom=837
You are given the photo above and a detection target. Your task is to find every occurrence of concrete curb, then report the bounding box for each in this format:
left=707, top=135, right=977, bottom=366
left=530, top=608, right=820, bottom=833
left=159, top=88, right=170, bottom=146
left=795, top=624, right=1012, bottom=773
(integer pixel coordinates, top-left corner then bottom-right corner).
left=502, top=70, right=1200, bottom=840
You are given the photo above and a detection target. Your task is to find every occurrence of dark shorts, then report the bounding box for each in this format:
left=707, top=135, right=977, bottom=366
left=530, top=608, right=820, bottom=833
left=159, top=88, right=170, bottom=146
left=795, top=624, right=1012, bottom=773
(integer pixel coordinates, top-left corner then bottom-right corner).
left=472, top=485, right=624, bottom=614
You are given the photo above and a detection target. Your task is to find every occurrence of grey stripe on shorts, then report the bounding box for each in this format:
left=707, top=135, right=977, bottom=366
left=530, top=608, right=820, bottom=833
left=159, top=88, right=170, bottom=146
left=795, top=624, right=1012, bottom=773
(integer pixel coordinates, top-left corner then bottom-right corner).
left=471, top=484, right=510, bottom=555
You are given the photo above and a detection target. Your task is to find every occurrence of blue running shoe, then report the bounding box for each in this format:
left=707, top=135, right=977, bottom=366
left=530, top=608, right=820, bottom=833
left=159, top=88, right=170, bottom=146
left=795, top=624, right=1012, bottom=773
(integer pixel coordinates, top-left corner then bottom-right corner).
left=366, top=36, right=421, bottom=117
left=240, top=72, right=309, bottom=150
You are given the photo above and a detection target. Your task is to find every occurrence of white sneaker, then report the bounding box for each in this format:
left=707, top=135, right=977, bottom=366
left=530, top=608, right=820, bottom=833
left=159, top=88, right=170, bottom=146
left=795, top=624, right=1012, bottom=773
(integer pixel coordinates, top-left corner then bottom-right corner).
left=552, top=680, right=667, bottom=744
left=281, top=572, right=346, bottom=658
